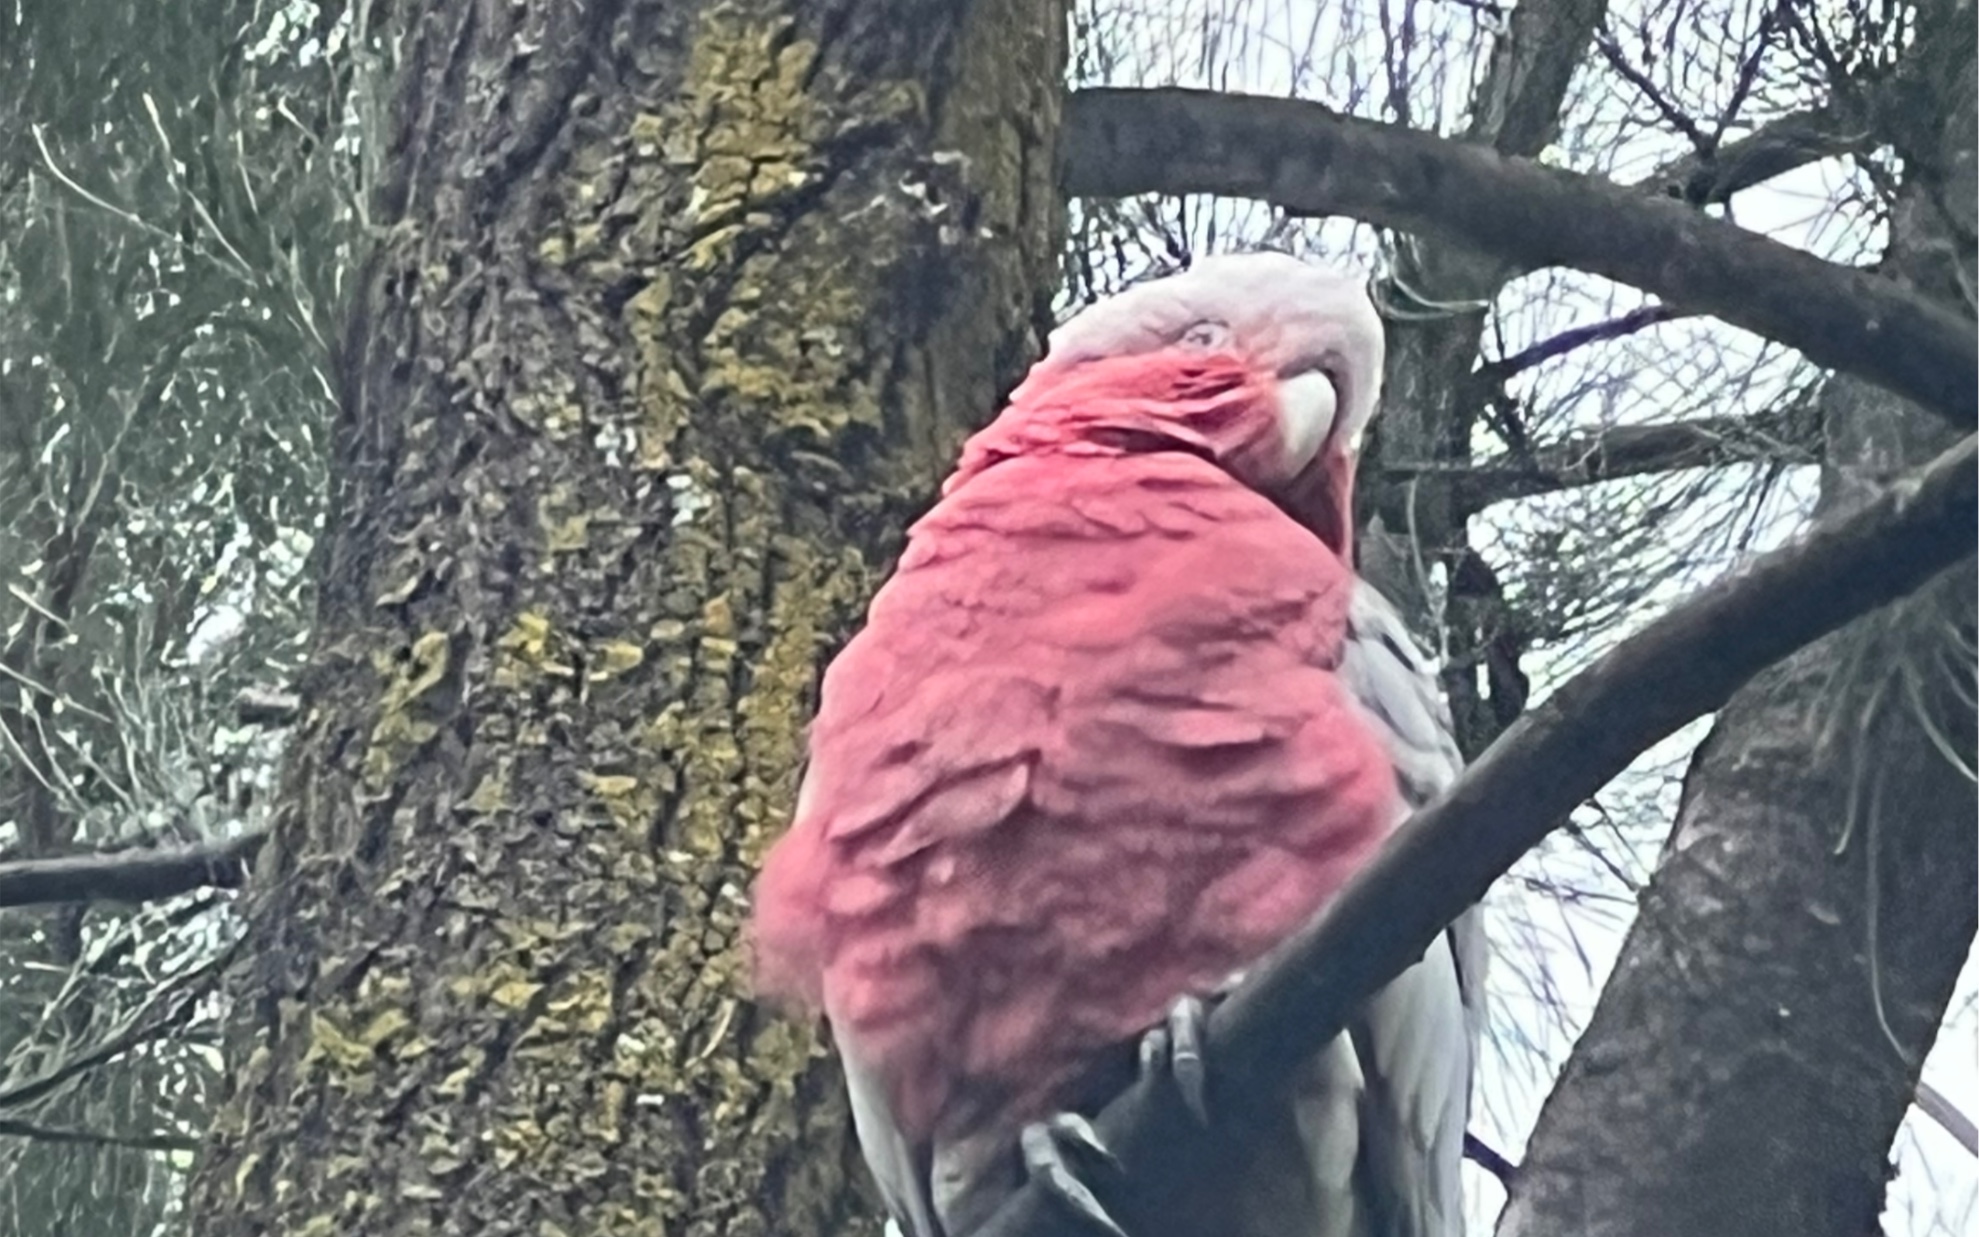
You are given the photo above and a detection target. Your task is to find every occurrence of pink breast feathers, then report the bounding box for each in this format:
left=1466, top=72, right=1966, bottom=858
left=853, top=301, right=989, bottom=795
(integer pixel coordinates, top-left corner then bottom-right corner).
left=751, top=447, right=1403, bottom=1140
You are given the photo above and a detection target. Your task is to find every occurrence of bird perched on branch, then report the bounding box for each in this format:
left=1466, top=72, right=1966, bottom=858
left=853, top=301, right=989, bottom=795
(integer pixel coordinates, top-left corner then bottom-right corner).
left=751, top=251, right=1486, bottom=1237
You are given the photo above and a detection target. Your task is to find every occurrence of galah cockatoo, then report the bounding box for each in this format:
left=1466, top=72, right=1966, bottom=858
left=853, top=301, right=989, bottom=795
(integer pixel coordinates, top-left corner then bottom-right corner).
left=751, top=252, right=1486, bottom=1237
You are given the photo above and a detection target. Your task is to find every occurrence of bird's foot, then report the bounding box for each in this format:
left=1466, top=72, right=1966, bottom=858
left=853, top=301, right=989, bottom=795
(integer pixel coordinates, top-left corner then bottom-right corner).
left=1135, top=972, right=1242, bottom=1127
left=1019, top=1113, right=1127, bottom=1237
left=1135, top=994, right=1209, bottom=1125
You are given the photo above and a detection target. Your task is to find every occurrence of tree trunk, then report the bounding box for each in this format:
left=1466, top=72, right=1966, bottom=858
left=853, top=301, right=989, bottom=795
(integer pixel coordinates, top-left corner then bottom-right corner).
left=182, top=2, right=1066, bottom=1234
left=1498, top=7, right=1978, bottom=1235
left=1356, top=0, right=1608, bottom=757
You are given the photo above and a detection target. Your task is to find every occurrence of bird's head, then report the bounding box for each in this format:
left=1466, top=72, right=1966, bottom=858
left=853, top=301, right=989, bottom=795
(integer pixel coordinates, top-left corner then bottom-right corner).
left=972, top=251, right=1385, bottom=560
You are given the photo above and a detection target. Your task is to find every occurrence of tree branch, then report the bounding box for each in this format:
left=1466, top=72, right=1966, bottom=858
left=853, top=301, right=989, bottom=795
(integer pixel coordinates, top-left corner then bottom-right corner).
left=0, top=939, right=236, bottom=1111
left=0, top=831, right=265, bottom=909
left=1641, top=99, right=1870, bottom=207
left=1376, top=400, right=1824, bottom=515
left=0, top=1116, right=199, bottom=1154
left=1593, top=31, right=1713, bottom=152
left=1916, top=1079, right=1979, bottom=1157
left=1476, top=304, right=1687, bottom=382
left=1061, top=88, right=1977, bottom=428
left=970, top=432, right=1978, bottom=1237
left=234, top=685, right=300, bottom=726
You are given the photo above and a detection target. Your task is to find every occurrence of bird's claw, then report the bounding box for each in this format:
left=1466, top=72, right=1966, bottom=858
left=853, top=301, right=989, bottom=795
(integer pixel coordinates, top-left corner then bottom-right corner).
left=1137, top=992, right=1215, bottom=1126
left=1019, top=979, right=1241, bottom=1235
left=1020, top=1114, right=1127, bottom=1237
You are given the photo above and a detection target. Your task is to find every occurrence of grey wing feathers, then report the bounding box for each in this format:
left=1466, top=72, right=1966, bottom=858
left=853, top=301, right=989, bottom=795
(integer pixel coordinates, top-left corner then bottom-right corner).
left=839, top=1048, right=943, bottom=1237
left=841, top=1036, right=1022, bottom=1237
left=1337, top=583, right=1464, bottom=807
left=1339, top=580, right=1489, bottom=1022
left=1318, top=580, right=1489, bottom=1237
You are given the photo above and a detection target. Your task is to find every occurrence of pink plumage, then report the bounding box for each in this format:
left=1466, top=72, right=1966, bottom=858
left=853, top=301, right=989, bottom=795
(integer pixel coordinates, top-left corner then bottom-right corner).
left=753, top=351, right=1401, bottom=1140
left=751, top=253, right=1480, bottom=1237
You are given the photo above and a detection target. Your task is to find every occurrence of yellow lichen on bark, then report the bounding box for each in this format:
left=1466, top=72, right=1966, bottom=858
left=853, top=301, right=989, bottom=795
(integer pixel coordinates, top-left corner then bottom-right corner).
left=186, top=3, right=1066, bottom=1237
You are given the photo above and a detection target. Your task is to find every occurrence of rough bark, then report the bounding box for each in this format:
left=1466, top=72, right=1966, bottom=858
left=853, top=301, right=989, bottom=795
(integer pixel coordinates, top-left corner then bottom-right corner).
left=1498, top=6, right=1979, bottom=1235
left=180, top=2, right=1066, bottom=1235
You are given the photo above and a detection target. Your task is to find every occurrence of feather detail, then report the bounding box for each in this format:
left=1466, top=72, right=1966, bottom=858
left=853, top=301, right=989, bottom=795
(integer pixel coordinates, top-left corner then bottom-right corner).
left=749, top=256, right=1479, bottom=1237
left=754, top=443, right=1398, bottom=1150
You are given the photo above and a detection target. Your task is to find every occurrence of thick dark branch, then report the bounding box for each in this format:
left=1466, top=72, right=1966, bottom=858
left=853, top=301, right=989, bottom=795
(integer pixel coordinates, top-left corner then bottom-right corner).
left=1061, top=88, right=1977, bottom=428
left=1464, top=1132, right=1520, bottom=1187
left=972, top=433, right=1978, bottom=1237
left=0, top=831, right=265, bottom=909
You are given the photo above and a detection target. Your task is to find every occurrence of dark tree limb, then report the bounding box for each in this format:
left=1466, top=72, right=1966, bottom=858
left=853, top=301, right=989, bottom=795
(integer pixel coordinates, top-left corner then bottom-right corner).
left=969, top=432, right=1977, bottom=1237
left=1061, top=88, right=1977, bottom=428
left=1502, top=32, right=1979, bottom=1226
left=233, top=686, right=300, bottom=726
left=1464, top=1132, right=1520, bottom=1187
left=0, top=831, right=264, bottom=909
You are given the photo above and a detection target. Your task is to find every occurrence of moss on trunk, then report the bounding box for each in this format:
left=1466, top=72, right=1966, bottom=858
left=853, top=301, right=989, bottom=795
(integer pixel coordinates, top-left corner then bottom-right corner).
left=184, top=2, right=1066, bottom=1234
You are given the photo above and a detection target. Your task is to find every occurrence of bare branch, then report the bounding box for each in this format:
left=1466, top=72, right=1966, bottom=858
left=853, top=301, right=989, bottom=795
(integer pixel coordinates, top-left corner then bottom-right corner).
left=0, top=831, right=265, bottom=909
left=1916, top=1079, right=1979, bottom=1157
left=1477, top=304, right=1687, bottom=381
left=0, top=1116, right=199, bottom=1154
left=0, top=940, right=236, bottom=1111
left=1639, top=103, right=1873, bottom=207
left=971, top=433, right=1978, bottom=1237
left=1465, top=1132, right=1520, bottom=1187
left=1402, top=400, right=1824, bottom=514
left=1593, top=31, right=1713, bottom=152
left=1061, top=88, right=1977, bottom=428
left=1707, top=4, right=1783, bottom=151
left=234, top=685, right=301, bottom=726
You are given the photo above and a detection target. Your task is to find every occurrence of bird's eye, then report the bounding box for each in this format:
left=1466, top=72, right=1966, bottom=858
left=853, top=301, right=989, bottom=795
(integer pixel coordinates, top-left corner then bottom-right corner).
left=1177, top=320, right=1234, bottom=351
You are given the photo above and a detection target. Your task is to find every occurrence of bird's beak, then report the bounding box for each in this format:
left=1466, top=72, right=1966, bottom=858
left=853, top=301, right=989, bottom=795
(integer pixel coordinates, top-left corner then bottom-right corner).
left=1280, top=440, right=1358, bottom=564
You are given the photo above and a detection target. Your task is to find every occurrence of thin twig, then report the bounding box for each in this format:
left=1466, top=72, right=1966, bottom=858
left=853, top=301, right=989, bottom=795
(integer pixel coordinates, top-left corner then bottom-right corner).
left=1478, top=304, right=1685, bottom=381
left=1916, top=1079, right=1979, bottom=1157
left=1593, top=31, right=1712, bottom=152
left=0, top=939, right=237, bottom=1112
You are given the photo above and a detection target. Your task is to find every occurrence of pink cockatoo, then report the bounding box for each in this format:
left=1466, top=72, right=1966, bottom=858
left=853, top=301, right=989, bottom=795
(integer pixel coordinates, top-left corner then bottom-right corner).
left=751, top=252, right=1486, bottom=1237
